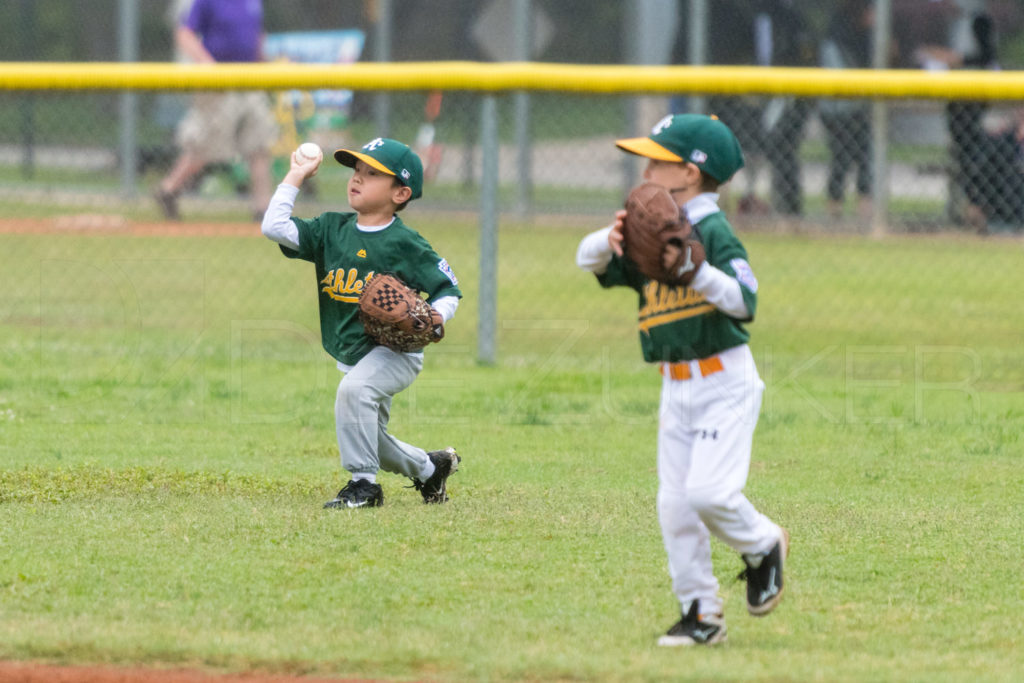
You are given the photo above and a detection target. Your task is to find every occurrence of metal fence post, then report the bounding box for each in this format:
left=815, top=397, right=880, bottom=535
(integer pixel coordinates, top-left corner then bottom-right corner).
left=478, top=95, right=499, bottom=365
left=686, top=0, right=708, bottom=114
left=118, top=0, right=139, bottom=198
left=373, top=0, right=393, bottom=136
left=19, top=0, right=36, bottom=179
left=871, top=0, right=893, bottom=236
left=621, top=0, right=641, bottom=197
left=514, top=0, right=532, bottom=220
left=621, top=0, right=677, bottom=192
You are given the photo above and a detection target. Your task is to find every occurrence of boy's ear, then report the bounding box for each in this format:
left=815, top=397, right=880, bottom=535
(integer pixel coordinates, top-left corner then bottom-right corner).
left=393, top=184, right=413, bottom=204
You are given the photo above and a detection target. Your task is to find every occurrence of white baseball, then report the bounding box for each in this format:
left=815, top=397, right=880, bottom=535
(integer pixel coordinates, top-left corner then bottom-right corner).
left=296, top=142, right=323, bottom=174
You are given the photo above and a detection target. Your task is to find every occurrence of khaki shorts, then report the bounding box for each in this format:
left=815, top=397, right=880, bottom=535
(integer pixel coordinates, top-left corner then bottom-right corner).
left=176, top=91, right=278, bottom=163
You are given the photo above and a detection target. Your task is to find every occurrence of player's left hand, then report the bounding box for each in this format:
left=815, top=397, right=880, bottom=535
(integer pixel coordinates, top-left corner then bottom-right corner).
left=663, top=238, right=705, bottom=286
left=358, top=274, right=445, bottom=352
left=662, top=242, right=681, bottom=273
left=429, top=308, right=445, bottom=342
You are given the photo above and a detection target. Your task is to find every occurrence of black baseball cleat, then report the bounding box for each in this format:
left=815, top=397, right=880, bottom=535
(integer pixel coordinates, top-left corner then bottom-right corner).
left=154, top=188, right=180, bottom=221
left=657, top=601, right=727, bottom=647
left=739, top=528, right=790, bottom=616
left=323, top=479, right=384, bottom=509
left=410, top=447, right=460, bottom=503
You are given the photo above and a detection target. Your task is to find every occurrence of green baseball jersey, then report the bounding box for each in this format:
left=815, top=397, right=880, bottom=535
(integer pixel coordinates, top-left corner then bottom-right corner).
left=598, top=211, right=757, bottom=362
left=280, top=212, right=462, bottom=365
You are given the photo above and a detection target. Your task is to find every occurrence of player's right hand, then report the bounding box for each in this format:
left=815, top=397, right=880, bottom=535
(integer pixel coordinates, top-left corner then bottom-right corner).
left=609, top=209, right=626, bottom=256
left=290, top=150, right=321, bottom=179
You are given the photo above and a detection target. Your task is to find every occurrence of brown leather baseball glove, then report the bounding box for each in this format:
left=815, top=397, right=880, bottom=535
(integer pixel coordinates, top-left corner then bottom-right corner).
left=621, top=182, right=705, bottom=286
left=358, top=274, right=444, bottom=352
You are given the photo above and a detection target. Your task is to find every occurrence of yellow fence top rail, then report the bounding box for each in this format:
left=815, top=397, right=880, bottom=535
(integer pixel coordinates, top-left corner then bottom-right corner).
left=1, top=61, right=1024, bottom=100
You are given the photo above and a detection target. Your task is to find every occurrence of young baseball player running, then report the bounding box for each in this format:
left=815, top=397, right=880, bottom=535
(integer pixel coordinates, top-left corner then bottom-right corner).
left=262, top=137, right=462, bottom=508
left=575, top=114, right=788, bottom=646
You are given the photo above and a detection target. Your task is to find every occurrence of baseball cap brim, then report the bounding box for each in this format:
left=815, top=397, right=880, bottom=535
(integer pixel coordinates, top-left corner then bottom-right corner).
left=333, top=149, right=395, bottom=176
left=615, top=137, right=683, bottom=162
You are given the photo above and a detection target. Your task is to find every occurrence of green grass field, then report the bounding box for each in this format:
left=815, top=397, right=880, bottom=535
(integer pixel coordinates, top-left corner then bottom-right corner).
left=1, top=217, right=1022, bottom=682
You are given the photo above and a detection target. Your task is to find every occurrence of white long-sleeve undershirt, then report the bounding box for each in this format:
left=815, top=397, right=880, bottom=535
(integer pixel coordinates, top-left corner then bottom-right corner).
left=574, top=225, right=617, bottom=274
left=261, top=183, right=302, bottom=250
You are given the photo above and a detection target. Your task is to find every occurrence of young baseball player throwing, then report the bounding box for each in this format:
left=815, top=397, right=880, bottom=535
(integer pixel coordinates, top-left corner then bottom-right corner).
left=262, top=137, right=462, bottom=508
left=575, top=114, right=788, bottom=646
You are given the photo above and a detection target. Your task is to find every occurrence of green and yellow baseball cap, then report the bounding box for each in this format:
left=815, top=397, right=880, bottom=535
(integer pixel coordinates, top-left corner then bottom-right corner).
left=334, top=137, right=424, bottom=199
left=616, top=114, right=744, bottom=184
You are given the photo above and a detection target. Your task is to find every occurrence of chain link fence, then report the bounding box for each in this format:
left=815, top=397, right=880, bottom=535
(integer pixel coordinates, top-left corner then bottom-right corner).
left=3, top=0, right=1024, bottom=234
left=4, top=87, right=1024, bottom=231
left=1, top=1, right=1023, bottom=389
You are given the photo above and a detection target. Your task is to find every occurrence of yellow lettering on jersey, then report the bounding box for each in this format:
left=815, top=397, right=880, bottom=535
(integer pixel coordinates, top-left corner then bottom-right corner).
left=344, top=268, right=359, bottom=293
left=637, top=281, right=714, bottom=333
left=357, top=249, right=367, bottom=258
left=321, top=268, right=374, bottom=303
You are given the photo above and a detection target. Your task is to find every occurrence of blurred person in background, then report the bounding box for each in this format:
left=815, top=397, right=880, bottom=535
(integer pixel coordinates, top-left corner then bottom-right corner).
left=818, top=0, right=876, bottom=222
left=915, top=1, right=1024, bottom=232
left=753, top=0, right=816, bottom=217
left=154, top=0, right=277, bottom=222
left=682, top=0, right=815, bottom=218
left=672, top=0, right=816, bottom=219
left=168, top=0, right=196, bottom=61
left=677, top=1, right=773, bottom=216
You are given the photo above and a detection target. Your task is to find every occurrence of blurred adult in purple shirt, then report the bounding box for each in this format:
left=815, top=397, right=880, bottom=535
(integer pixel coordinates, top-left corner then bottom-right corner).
left=181, top=0, right=263, bottom=63
left=156, top=0, right=277, bottom=221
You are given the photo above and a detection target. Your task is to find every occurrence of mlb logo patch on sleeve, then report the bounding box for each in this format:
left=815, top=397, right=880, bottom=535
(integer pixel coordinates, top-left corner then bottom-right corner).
left=438, top=258, right=459, bottom=285
left=730, top=258, right=758, bottom=293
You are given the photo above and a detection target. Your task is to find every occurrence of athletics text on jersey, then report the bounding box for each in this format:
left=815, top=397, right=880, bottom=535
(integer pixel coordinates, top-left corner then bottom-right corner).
left=598, top=211, right=757, bottom=362
left=280, top=212, right=461, bottom=365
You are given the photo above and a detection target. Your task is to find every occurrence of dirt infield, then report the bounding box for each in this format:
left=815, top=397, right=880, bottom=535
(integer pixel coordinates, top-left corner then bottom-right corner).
left=0, top=662, right=384, bottom=683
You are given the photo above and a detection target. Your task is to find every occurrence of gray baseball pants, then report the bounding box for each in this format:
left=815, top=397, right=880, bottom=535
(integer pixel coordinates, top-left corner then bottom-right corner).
left=334, top=345, right=431, bottom=479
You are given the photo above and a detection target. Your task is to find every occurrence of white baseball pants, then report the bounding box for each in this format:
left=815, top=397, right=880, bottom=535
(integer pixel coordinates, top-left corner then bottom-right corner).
left=656, top=343, right=782, bottom=616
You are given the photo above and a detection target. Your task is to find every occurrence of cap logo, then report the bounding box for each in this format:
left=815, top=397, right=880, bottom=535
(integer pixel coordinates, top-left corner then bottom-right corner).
left=400, top=169, right=411, bottom=180
left=364, top=137, right=385, bottom=151
left=690, top=149, right=708, bottom=164
left=651, top=115, right=675, bottom=135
